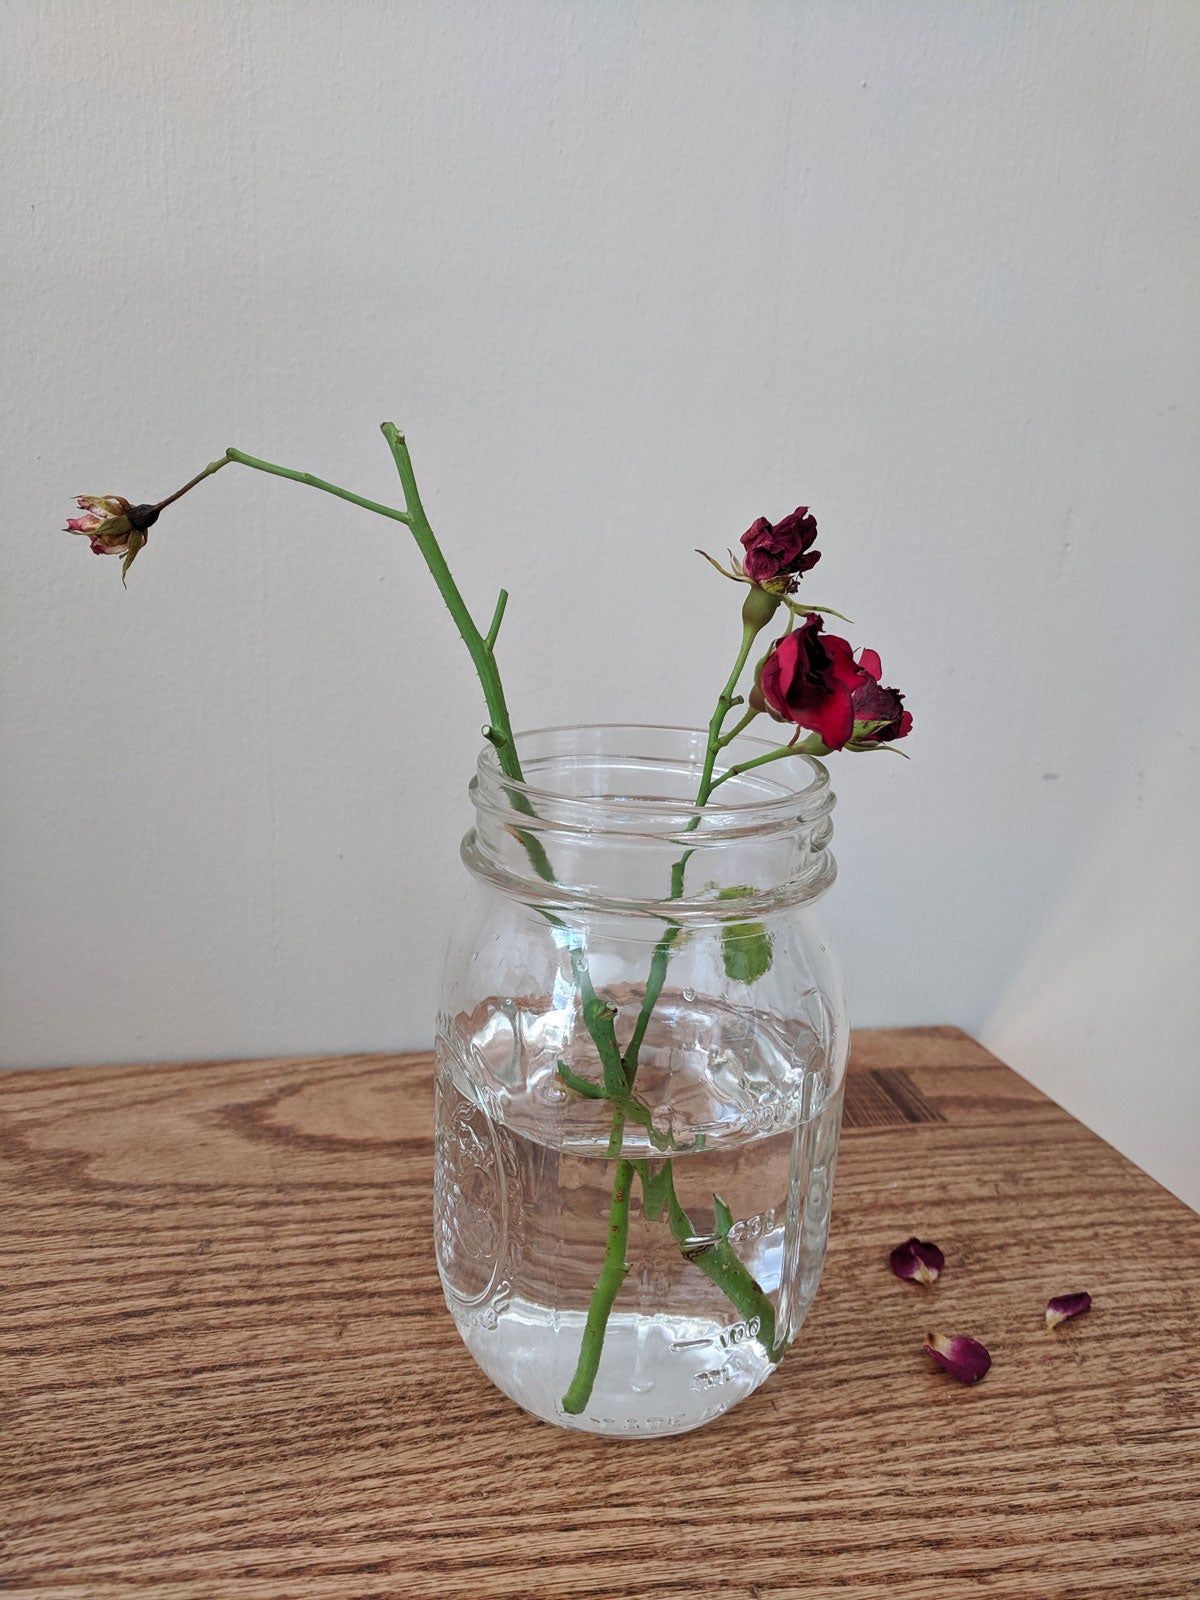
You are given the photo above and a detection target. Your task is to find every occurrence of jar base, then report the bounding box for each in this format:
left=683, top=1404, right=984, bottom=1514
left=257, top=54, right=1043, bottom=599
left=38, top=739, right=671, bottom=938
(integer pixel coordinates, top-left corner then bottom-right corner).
left=444, top=1291, right=790, bottom=1438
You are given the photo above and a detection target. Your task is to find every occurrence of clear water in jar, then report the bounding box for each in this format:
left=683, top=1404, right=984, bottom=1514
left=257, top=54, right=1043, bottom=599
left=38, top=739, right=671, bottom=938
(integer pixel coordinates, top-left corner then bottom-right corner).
left=434, top=989, right=843, bottom=1438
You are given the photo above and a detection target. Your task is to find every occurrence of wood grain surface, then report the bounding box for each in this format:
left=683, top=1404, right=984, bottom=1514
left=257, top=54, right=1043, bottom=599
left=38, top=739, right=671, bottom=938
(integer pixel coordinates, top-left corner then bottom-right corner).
left=3, top=1027, right=1198, bottom=1599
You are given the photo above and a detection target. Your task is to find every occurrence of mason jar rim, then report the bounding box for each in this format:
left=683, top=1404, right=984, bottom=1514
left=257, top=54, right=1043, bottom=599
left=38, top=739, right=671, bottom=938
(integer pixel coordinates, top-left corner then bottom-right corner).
left=466, top=723, right=837, bottom=915
left=474, top=722, right=834, bottom=833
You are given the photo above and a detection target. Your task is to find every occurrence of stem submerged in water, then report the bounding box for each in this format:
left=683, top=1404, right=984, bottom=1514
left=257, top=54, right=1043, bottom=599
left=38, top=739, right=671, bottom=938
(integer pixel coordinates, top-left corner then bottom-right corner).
left=560, top=1159, right=636, bottom=1416
left=663, top=1165, right=777, bottom=1357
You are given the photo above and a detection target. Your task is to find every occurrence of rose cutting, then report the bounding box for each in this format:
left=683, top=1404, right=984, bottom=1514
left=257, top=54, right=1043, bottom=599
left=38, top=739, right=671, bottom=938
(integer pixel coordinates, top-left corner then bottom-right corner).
left=63, top=424, right=912, bottom=1427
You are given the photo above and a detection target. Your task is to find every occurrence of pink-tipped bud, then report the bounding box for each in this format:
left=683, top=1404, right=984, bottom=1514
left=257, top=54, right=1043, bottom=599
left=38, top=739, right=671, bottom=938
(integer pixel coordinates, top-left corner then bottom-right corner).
left=65, top=495, right=158, bottom=579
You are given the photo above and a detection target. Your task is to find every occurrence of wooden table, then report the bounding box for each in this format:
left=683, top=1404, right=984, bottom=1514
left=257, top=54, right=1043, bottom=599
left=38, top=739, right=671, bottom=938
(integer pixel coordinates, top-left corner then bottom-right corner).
left=4, top=1028, right=1198, bottom=1598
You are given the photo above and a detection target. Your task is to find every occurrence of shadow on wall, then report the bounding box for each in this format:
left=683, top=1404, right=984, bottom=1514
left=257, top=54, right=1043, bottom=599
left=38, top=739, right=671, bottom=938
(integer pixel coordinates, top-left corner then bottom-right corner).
left=829, top=724, right=1111, bottom=1040
left=979, top=730, right=1199, bottom=1211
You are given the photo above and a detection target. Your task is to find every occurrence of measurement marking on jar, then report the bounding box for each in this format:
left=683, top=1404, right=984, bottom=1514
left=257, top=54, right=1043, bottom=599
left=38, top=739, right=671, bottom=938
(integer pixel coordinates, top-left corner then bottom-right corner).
left=671, top=1316, right=762, bottom=1356
left=718, top=1316, right=761, bottom=1349
left=582, top=1413, right=691, bottom=1433
left=728, top=1207, right=777, bottom=1244
left=692, top=1362, right=737, bottom=1391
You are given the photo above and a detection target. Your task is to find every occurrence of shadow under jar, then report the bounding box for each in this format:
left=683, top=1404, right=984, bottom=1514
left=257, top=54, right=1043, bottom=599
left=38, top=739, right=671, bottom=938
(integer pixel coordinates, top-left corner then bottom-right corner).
left=434, top=724, right=849, bottom=1438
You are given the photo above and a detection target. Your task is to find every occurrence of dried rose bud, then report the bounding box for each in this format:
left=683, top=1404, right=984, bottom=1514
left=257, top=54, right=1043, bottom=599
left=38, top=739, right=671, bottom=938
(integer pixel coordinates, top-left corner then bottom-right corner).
left=889, top=1236, right=944, bottom=1286
left=1045, top=1291, right=1092, bottom=1329
left=849, top=649, right=913, bottom=745
left=67, top=495, right=120, bottom=531
left=924, top=1331, right=991, bottom=1385
left=65, top=495, right=159, bottom=580
left=740, top=507, right=821, bottom=591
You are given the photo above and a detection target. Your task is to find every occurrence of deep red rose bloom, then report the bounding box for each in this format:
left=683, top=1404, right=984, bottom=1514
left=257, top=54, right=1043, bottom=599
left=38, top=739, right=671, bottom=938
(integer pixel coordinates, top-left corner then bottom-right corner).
left=757, top=615, right=863, bottom=751
left=740, top=507, right=820, bottom=589
left=851, top=648, right=913, bottom=743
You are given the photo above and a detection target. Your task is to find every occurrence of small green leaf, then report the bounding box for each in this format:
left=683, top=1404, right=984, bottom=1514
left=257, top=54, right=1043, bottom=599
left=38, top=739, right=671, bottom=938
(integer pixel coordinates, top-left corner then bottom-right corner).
left=119, top=528, right=147, bottom=585
left=847, top=739, right=911, bottom=758
left=712, top=1193, right=734, bottom=1239
left=783, top=598, right=855, bottom=623
left=716, top=887, right=772, bottom=983
left=721, top=919, right=772, bottom=984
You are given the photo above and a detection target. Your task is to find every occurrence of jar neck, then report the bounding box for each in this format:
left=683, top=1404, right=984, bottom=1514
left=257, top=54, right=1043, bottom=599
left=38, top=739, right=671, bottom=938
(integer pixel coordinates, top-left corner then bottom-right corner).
left=462, top=723, right=836, bottom=918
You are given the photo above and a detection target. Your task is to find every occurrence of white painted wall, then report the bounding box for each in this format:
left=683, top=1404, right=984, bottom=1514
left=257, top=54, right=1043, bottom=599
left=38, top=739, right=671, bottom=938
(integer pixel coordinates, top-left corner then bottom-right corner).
left=3, top=2, right=1197, bottom=1207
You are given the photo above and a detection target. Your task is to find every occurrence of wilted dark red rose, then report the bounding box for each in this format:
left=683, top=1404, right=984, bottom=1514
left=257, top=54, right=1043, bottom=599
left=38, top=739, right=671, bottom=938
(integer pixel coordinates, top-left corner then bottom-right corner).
left=755, top=614, right=863, bottom=751
left=740, top=508, right=820, bottom=590
left=850, top=648, right=913, bottom=744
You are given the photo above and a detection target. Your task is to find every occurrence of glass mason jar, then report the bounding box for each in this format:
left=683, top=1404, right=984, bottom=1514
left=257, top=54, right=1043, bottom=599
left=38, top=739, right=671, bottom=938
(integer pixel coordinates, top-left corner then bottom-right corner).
left=434, top=724, right=848, bottom=1438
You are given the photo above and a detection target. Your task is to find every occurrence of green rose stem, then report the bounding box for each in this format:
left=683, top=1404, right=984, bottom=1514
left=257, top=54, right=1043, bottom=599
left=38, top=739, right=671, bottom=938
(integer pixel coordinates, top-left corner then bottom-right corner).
left=134, top=434, right=794, bottom=1415
left=664, top=1177, right=777, bottom=1352
left=560, top=629, right=829, bottom=1412
left=148, top=436, right=627, bottom=1093
left=152, top=457, right=235, bottom=511
left=570, top=1155, right=638, bottom=1399
left=560, top=598, right=780, bottom=1415
left=621, top=610, right=761, bottom=1078
left=708, top=733, right=828, bottom=790
left=620, top=593, right=784, bottom=1074
left=716, top=706, right=760, bottom=748
left=237, top=428, right=629, bottom=1092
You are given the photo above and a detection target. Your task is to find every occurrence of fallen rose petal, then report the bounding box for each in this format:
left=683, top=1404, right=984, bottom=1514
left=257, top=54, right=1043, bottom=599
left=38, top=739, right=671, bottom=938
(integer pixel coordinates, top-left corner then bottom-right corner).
left=924, top=1331, right=991, bottom=1385
left=1046, top=1291, right=1092, bottom=1329
left=889, top=1236, right=945, bottom=1285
